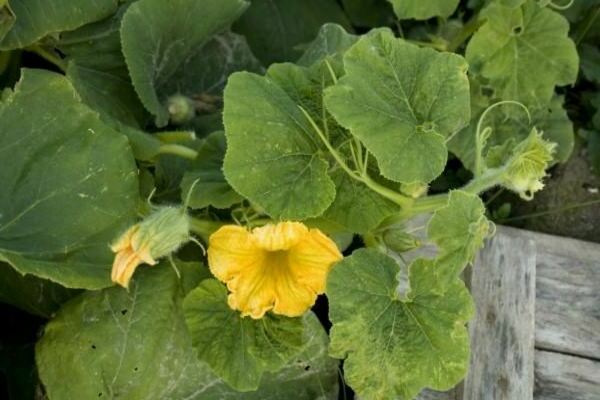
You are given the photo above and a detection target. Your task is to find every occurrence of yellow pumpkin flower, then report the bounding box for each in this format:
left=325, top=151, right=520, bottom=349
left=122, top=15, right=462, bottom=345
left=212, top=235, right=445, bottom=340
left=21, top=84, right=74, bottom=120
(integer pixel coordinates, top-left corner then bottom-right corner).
left=208, top=221, right=343, bottom=319
left=110, top=206, right=190, bottom=288
left=111, top=225, right=156, bottom=288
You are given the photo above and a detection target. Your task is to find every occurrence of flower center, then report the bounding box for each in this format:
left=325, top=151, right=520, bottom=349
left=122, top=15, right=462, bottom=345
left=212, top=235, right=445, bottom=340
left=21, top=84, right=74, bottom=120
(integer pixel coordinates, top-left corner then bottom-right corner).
left=263, top=250, right=290, bottom=271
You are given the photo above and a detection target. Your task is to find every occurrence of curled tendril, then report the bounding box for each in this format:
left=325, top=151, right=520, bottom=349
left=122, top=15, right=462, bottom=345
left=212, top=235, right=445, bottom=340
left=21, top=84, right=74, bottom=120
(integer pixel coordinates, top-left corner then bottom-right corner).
left=538, top=0, right=575, bottom=10
left=474, top=100, right=531, bottom=177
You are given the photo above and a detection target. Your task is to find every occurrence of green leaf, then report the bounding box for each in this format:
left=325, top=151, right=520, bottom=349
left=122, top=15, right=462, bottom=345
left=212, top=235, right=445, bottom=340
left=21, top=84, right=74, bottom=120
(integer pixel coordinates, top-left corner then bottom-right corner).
left=223, top=67, right=336, bottom=220
left=327, top=249, right=473, bottom=400
left=38, top=262, right=338, bottom=399
left=183, top=279, right=307, bottom=391
left=0, top=69, right=138, bottom=289
left=580, top=43, right=600, bottom=83
left=449, top=93, right=574, bottom=170
left=387, top=0, right=460, bottom=20
left=0, top=262, right=78, bottom=318
left=326, top=191, right=488, bottom=399
left=325, top=29, right=470, bottom=183
left=239, top=313, right=339, bottom=399
left=427, top=190, right=489, bottom=290
left=120, top=0, right=248, bottom=127
left=181, top=131, right=243, bottom=210
left=233, top=0, right=351, bottom=65
left=36, top=263, right=218, bottom=400
left=297, top=23, right=358, bottom=68
left=0, top=2, right=14, bottom=42
left=58, top=6, right=147, bottom=128
left=322, top=170, right=398, bottom=234
left=341, top=0, right=393, bottom=28
left=466, top=0, right=579, bottom=106
left=159, top=31, right=263, bottom=102
left=0, top=0, right=119, bottom=50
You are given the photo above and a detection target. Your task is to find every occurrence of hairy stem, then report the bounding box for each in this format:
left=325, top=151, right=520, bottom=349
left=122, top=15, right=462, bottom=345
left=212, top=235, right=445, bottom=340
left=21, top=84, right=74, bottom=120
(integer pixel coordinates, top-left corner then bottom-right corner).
left=299, top=106, right=412, bottom=208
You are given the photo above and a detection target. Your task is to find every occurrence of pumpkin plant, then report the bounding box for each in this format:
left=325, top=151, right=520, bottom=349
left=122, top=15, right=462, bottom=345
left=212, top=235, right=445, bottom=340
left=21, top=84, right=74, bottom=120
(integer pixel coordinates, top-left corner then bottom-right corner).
left=0, top=0, right=581, bottom=399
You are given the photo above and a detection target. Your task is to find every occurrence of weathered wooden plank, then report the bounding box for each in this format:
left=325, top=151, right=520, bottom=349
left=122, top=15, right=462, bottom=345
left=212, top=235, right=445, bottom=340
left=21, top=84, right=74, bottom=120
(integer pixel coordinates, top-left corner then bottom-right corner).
left=498, top=226, right=600, bottom=359
left=462, top=233, right=537, bottom=400
left=534, top=350, right=600, bottom=400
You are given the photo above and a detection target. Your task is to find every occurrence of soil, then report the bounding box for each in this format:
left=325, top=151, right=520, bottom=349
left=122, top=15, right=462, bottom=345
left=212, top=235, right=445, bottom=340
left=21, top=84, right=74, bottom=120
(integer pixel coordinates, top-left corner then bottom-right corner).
left=500, top=141, right=600, bottom=243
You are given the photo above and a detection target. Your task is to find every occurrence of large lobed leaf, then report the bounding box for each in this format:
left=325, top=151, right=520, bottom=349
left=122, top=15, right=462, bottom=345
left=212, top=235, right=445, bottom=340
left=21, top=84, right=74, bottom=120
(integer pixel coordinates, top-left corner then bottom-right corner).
left=222, top=67, right=336, bottom=220
left=326, top=191, right=489, bottom=399
left=387, top=0, right=460, bottom=20
left=466, top=0, right=578, bottom=107
left=325, top=29, right=470, bottom=184
left=0, top=0, right=119, bottom=50
left=233, top=0, right=351, bottom=65
left=120, top=0, right=249, bottom=127
left=184, top=279, right=313, bottom=391
left=180, top=131, right=242, bottom=210
left=58, top=5, right=147, bottom=128
left=0, top=69, right=138, bottom=289
left=37, top=263, right=339, bottom=399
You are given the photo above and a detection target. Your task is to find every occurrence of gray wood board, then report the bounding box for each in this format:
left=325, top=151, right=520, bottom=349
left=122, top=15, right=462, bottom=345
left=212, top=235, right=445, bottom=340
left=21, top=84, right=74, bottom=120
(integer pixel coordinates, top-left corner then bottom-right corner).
left=418, top=231, right=537, bottom=400
left=462, top=233, right=536, bottom=400
left=498, top=226, right=600, bottom=359
left=534, top=350, right=600, bottom=400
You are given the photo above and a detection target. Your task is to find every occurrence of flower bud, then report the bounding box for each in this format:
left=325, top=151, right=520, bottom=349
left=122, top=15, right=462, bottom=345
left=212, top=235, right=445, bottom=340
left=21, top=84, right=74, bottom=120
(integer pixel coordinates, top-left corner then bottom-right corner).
left=167, top=94, right=195, bottom=125
left=382, top=229, right=421, bottom=253
left=502, top=128, right=555, bottom=200
left=110, top=206, right=190, bottom=288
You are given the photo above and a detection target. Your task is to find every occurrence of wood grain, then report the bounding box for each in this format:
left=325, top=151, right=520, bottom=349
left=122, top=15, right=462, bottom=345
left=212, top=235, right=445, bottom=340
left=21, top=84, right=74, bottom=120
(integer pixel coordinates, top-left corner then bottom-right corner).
left=534, top=350, right=600, bottom=400
left=499, top=226, right=600, bottom=359
left=462, top=233, right=537, bottom=400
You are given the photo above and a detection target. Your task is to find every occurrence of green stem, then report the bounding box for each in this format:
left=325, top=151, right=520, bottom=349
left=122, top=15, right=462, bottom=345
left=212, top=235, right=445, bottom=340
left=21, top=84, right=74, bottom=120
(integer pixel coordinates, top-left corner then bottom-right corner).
left=156, top=131, right=196, bottom=143
left=446, top=15, right=483, bottom=53
left=362, top=174, right=413, bottom=207
left=158, top=144, right=198, bottom=160
left=461, top=167, right=506, bottom=194
left=27, top=45, right=67, bottom=72
left=380, top=167, right=508, bottom=226
left=299, top=106, right=412, bottom=208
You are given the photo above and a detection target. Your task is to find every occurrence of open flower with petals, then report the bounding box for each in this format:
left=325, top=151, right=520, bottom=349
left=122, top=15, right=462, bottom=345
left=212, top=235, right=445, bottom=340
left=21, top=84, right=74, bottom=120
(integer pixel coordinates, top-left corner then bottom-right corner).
left=208, top=221, right=343, bottom=319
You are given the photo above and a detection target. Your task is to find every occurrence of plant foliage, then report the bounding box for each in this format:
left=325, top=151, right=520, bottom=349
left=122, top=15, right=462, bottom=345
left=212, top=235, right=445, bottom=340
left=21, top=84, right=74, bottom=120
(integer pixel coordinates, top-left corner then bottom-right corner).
left=0, top=0, right=588, bottom=398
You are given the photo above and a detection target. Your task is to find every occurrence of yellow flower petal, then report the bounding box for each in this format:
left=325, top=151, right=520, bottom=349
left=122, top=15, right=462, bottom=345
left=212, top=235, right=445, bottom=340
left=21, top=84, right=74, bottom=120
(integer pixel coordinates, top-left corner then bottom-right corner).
left=208, top=225, right=263, bottom=282
left=287, top=229, right=343, bottom=294
left=111, top=247, right=144, bottom=289
left=110, top=225, right=156, bottom=288
left=207, top=222, right=343, bottom=319
left=110, top=225, right=139, bottom=253
left=252, top=221, right=308, bottom=251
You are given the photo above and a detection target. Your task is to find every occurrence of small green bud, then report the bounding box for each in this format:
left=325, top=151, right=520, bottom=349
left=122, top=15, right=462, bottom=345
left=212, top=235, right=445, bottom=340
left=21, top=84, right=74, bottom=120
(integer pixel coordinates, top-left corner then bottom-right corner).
left=502, top=128, right=555, bottom=200
left=383, top=229, right=421, bottom=253
left=167, top=94, right=196, bottom=125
